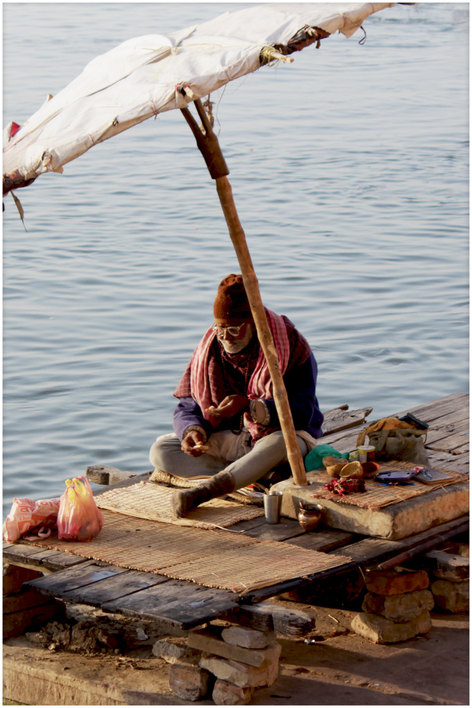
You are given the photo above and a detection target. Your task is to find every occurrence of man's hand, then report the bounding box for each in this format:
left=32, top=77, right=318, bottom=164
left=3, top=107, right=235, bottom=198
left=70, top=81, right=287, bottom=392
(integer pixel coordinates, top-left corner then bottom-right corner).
left=181, top=429, right=208, bottom=457
left=205, top=395, right=249, bottom=426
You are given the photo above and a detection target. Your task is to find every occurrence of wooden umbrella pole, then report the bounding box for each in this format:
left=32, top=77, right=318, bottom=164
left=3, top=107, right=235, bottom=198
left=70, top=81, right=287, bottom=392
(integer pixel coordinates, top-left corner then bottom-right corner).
left=215, top=176, right=307, bottom=485
left=181, top=99, right=307, bottom=486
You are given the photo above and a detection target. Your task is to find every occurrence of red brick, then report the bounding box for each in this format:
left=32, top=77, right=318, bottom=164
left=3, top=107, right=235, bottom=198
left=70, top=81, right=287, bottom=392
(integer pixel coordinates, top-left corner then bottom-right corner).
left=365, top=567, right=429, bottom=596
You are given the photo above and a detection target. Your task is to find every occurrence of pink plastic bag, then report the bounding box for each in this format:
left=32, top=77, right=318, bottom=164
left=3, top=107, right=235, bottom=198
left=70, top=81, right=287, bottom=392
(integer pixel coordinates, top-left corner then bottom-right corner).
left=57, top=476, right=104, bottom=541
left=3, top=496, right=61, bottom=542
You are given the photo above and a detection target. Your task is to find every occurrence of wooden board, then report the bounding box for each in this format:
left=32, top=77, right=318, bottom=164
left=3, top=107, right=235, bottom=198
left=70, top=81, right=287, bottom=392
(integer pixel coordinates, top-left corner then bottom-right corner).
left=232, top=517, right=306, bottom=542
left=319, top=393, right=469, bottom=471
left=57, top=569, right=168, bottom=606
left=322, top=406, right=373, bottom=435
left=101, top=579, right=239, bottom=630
left=285, top=528, right=358, bottom=552
left=25, top=561, right=128, bottom=596
left=3, top=543, right=87, bottom=572
left=340, top=516, right=469, bottom=564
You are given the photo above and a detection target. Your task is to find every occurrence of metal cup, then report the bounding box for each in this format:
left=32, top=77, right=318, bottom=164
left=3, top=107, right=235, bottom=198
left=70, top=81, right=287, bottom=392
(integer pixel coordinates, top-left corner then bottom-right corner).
left=264, top=491, right=282, bottom=524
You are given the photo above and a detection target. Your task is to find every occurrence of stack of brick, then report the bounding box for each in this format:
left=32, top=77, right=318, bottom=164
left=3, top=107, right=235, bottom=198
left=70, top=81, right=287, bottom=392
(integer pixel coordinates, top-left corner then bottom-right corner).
left=351, top=567, right=434, bottom=644
left=425, top=546, right=469, bottom=614
left=3, top=565, right=58, bottom=640
left=152, top=635, right=211, bottom=702
left=153, top=624, right=281, bottom=704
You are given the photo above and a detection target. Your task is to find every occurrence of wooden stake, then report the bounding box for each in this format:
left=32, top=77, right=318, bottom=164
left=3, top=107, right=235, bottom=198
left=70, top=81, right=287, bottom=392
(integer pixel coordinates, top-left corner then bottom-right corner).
left=181, top=100, right=307, bottom=486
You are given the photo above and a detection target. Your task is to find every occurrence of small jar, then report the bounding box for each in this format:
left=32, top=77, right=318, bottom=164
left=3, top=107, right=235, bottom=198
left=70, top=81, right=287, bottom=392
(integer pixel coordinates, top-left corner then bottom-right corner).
left=358, top=445, right=376, bottom=463
left=298, top=503, right=323, bottom=532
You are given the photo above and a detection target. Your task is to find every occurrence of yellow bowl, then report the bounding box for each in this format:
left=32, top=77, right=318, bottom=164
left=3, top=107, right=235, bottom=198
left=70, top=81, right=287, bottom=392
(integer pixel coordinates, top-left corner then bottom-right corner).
left=339, top=461, right=363, bottom=479
left=322, top=456, right=346, bottom=478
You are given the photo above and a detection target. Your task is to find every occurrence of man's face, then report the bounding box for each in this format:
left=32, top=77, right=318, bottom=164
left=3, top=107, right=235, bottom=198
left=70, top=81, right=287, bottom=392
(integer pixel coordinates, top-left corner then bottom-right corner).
left=213, top=321, right=253, bottom=354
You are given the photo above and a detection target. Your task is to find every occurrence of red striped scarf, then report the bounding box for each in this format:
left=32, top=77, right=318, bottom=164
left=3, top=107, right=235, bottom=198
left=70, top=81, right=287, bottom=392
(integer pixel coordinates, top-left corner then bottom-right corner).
left=189, top=309, right=290, bottom=425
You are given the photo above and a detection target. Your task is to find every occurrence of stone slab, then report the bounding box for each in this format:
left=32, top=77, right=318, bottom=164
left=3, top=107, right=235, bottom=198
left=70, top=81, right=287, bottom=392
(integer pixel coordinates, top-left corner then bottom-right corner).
left=431, top=579, right=469, bottom=613
left=362, top=590, right=434, bottom=622
left=3, top=639, right=184, bottom=705
left=351, top=610, right=432, bottom=644
left=221, top=625, right=270, bottom=649
left=200, top=652, right=280, bottom=689
left=188, top=626, right=278, bottom=668
left=424, top=550, right=469, bottom=581
left=152, top=637, right=202, bottom=665
left=212, top=678, right=254, bottom=705
left=276, top=477, right=469, bottom=539
left=168, top=663, right=212, bottom=701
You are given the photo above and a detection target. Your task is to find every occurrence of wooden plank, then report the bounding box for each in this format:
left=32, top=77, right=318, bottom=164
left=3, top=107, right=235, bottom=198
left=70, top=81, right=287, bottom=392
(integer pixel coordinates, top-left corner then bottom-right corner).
left=320, top=393, right=469, bottom=457
left=229, top=602, right=316, bottom=637
left=56, top=569, right=167, bottom=606
left=426, top=418, right=469, bottom=450
left=93, top=472, right=151, bottom=496
left=322, top=406, right=373, bottom=436
left=240, top=556, right=358, bottom=604
left=4, top=543, right=55, bottom=561
left=340, top=516, right=469, bottom=564
left=4, top=543, right=90, bottom=573
left=102, top=580, right=239, bottom=630
left=230, top=517, right=268, bottom=533
left=86, top=465, right=139, bottom=486
left=241, top=518, right=306, bottom=542
left=35, top=550, right=93, bottom=571
left=426, top=449, right=469, bottom=474
left=317, top=427, right=361, bottom=453
left=24, top=561, right=127, bottom=596
left=395, top=393, right=468, bottom=425
left=285, top=528, right=359, bottom=552
left=422, top=407, right=469, bottom=428
left=241, top=514, right=469, bottom=604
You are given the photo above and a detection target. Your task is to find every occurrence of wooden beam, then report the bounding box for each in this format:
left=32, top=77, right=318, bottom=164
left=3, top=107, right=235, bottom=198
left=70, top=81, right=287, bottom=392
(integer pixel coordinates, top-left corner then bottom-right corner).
left=182, top=100, right=307, bottom=486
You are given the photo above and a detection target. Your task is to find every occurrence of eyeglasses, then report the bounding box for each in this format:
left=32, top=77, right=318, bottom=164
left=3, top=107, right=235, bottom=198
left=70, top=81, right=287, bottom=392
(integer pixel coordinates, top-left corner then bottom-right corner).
left=212, top=323, right=246, bottom=338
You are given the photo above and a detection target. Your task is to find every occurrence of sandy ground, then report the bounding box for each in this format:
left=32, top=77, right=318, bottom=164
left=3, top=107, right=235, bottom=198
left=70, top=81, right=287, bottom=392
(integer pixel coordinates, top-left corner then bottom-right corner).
left=260, top=608, right=469, bottom=705
left=3, top=606, right=469, bottom=705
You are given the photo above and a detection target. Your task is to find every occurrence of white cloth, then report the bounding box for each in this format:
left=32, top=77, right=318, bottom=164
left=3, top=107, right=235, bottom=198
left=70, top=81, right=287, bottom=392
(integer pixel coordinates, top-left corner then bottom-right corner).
left=4, top=3, right=394, bottom=183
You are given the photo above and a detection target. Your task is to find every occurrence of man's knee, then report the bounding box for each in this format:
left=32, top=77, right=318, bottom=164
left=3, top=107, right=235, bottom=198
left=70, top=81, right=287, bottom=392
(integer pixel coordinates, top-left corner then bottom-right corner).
left=149, top=433, right=180, bottom=469
left=254, top=430, right=308, bottom=458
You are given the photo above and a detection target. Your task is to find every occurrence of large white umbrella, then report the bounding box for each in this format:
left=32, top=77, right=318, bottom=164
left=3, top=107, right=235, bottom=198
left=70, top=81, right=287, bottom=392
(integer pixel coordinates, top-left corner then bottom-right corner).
left=3, top=3, right=397, bottom=485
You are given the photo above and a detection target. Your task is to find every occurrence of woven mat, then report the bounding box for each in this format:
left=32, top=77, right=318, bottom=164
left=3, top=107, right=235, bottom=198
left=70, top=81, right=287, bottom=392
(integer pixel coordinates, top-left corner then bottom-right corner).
left=29, top=510, right=350, bottom=593
left=95, top=481, right=264, bottom=529
left=307, top=461, right=464, bottom=510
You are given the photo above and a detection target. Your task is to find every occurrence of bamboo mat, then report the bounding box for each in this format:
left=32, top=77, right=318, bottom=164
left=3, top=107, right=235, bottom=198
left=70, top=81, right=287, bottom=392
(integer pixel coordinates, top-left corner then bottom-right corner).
left=29, top=510, right=351, bottom=593
left=95, top=481, right=264, bottom=529
left=307, top=462, right=464, bottom=510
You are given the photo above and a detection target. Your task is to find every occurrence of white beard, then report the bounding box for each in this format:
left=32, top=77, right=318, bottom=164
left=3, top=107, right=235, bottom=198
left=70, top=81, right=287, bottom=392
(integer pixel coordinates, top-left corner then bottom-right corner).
left=220, top=326, right=253, bottom=354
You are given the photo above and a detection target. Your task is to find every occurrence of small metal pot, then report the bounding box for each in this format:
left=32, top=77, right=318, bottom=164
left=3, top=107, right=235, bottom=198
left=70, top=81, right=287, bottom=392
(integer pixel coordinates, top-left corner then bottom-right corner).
left=298, top=502, right=324, bottom=532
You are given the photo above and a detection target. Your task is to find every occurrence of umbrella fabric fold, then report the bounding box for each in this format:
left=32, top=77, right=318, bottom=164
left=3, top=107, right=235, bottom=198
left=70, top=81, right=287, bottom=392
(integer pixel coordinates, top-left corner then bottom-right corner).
left=3, top=2, right=394, bottom=194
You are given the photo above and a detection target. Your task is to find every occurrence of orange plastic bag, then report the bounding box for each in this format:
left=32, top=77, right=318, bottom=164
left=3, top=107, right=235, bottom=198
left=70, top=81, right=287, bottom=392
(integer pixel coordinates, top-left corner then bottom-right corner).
left=3, top=496, right=61, bottom=542
left=57, top=476, right=104, bottom=541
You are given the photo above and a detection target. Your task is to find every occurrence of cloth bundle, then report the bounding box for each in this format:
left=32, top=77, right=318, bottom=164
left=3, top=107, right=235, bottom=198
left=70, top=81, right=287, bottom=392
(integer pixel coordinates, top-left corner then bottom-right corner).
left=357, top=417, right=429, bottom=466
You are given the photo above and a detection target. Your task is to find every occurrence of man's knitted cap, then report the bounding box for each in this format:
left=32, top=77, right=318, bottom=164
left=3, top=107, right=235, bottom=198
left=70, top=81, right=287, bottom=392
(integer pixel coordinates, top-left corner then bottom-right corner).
left=213, top=273, right=252, bottom=324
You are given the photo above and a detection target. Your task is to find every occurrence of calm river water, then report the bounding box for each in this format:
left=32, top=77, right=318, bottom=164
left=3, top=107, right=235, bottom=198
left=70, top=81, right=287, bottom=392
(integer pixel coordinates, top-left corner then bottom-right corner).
left=3, top=3, right=468, bottom=516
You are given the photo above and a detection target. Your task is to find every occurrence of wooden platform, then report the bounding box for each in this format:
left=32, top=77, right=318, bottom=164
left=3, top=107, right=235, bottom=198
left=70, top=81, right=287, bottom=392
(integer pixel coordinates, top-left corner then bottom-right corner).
left=3, top=393, right=469, bottom=635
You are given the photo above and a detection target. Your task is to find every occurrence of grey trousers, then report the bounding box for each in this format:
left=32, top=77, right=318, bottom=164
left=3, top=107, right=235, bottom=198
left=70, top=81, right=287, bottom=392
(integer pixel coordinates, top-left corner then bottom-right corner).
left=149, top=430, right=309, bottom=489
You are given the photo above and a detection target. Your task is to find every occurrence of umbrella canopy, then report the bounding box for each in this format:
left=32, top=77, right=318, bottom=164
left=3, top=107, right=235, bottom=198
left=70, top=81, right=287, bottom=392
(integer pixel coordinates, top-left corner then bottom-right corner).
left=3, top=3, right=395, bottom=194
left=3, top=2, right=397, bottom=488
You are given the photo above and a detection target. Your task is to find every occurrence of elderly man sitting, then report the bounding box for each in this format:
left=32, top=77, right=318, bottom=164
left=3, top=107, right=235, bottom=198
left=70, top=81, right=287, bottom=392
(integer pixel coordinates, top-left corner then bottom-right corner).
left=149, top=274, right=323, bottom=517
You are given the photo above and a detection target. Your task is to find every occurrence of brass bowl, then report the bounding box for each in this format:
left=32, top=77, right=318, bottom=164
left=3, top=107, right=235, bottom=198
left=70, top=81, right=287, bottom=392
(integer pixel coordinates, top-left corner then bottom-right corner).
left=339, top=461, right=363, bottom=479
left=298, top=503, right=324, bottom=532
left=322, top=456, right=346, bottom=478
